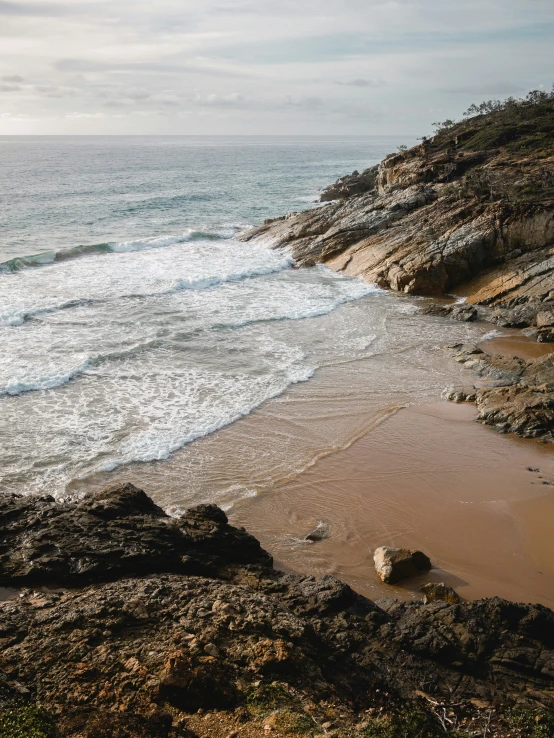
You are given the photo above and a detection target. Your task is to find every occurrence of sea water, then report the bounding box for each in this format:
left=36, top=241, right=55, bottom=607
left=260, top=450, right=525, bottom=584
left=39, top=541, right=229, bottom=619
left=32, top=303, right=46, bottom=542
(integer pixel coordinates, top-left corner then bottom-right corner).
left=0, top=135, right=491, bottom=502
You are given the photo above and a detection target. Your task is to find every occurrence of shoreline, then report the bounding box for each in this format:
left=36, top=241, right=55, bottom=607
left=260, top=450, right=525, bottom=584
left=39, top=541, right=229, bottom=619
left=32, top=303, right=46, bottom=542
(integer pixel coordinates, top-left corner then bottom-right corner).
left=70, top=322, right=554, bottom=608
left=230, top=393, right=554, bottom=608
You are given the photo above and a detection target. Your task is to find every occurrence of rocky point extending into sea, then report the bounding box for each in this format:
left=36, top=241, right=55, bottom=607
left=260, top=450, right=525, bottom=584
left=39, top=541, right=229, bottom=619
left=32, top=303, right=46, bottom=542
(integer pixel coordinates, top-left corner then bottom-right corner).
left=241, top=92, right=554, bottom=443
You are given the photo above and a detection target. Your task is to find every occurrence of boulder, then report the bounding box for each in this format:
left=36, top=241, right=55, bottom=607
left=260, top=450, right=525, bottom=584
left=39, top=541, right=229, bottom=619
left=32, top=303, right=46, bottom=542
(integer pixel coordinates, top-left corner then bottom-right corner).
left=373, top=547, right=432, bottom=584
left=421, top=582, right=461, bottom=605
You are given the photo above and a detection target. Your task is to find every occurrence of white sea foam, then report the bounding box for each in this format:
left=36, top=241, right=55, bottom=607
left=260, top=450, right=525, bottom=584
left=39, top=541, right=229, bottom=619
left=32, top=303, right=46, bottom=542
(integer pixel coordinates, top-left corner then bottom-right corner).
left=0, top=237, right=294, bottom=326
left=0, top=265, right=373, bottom=397
left=0, top=229, right=384, bottom=499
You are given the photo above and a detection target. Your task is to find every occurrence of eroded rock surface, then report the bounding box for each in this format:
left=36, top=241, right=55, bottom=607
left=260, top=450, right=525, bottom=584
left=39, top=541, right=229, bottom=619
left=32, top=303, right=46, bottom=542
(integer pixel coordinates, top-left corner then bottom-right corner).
left=0, top=483, right=272, bottom=587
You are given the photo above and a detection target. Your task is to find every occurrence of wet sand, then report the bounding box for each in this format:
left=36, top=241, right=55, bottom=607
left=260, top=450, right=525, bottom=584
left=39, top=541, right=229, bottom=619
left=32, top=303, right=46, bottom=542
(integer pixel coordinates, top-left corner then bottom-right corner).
left=230, top=400, right=554, bottom=608
left=479, top=333, right=554, bottom=361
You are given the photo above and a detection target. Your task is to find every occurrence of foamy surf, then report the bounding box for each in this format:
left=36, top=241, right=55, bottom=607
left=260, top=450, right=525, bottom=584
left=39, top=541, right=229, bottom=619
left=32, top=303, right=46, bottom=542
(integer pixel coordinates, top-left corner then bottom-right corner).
left=0, top=270, right=373, bottom=397
left=0, top=223, right=384, bottom=498
left=0, top=236, right=294, bottom=326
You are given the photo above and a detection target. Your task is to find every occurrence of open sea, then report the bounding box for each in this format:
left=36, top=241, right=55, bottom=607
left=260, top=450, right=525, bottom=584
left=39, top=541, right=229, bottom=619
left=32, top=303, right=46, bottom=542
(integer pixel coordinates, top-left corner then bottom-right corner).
left=0, top=135, right=493, bottom=505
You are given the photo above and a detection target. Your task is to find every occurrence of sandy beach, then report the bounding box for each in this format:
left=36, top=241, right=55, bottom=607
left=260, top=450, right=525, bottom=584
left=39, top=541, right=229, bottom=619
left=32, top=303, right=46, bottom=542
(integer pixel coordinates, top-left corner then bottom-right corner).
left=230, top=399, right=554, bottom=608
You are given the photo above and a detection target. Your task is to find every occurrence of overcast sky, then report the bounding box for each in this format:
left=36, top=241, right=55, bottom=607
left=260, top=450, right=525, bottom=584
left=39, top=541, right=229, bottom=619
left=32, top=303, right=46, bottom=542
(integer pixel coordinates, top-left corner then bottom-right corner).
left=0, top=0, right=553, bottom=135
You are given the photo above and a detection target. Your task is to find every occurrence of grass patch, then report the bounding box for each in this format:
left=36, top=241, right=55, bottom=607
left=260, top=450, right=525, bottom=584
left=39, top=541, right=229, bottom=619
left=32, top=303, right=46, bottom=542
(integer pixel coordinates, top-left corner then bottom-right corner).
left=0, top=703, right=60, bottom=738
left=268, top=708, right=316, bottom=735
left=244, top=681, right=300, bottom=712
left=508, top=707, right=554, bottom=738
left=360, top=709, right=470, bottom=738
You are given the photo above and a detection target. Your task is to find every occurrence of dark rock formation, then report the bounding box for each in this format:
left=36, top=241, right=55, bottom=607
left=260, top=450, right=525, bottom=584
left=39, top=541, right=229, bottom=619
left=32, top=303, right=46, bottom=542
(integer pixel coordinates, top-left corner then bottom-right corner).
left=374, top=547, right=432, bottom=584
left=2, top=487, right=554, bottom=737
left=0, top=483, right=271, bottom=587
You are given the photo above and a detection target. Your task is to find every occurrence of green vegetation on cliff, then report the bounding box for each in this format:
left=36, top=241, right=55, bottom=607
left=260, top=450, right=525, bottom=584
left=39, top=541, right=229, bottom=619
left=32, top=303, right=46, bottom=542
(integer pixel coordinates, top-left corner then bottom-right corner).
left=428, top=88, right=554, bottom=203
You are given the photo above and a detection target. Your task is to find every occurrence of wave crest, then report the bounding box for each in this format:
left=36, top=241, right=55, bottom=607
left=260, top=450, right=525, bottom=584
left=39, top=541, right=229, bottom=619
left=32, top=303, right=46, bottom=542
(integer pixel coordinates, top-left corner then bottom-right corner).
left=0, top=228, right=239, bottom=273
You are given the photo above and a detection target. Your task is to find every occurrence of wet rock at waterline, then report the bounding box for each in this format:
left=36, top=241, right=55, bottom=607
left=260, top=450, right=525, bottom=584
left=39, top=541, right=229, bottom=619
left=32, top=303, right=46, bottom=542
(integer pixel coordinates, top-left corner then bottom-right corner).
left=445, top=345, right=554, bottom=441
left=305, top=521, right=330, bottom=542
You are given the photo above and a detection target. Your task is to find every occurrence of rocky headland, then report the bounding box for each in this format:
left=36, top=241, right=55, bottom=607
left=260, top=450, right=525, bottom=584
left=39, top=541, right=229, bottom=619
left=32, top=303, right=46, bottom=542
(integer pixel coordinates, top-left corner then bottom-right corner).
left=240, top=91, right=554, bottom=441
left=2, top=484, right=554, bottom=738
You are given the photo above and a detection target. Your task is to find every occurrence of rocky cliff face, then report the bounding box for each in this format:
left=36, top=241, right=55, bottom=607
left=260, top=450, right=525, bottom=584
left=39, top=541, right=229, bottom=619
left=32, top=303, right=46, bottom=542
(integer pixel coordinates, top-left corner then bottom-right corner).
left=2, top=485, right=554, bottom=737
left=240, top=98, right=554, bottom=334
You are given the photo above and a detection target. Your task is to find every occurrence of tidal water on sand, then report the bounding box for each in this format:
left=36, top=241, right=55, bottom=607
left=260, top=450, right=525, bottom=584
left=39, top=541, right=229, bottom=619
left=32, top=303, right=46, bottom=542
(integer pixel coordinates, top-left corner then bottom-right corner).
left=0, top=135, right=494, bottom=502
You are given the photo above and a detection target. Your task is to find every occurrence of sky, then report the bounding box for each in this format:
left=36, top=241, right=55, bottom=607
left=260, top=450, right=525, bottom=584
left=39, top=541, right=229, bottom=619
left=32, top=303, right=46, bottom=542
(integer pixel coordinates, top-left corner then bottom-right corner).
left=0, top=0, right=553, bottom=135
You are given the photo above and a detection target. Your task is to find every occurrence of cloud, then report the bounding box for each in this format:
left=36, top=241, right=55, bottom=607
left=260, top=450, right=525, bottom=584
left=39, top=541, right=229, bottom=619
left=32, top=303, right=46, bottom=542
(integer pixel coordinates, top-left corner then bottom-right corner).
left=65, top=111, right=106, bottom=119
left=33, top=84, right=78, bottom=97
left=55, top=58, right=254, bottom=79
left=439, top=82, right=526, bottom=95
left=285, top=95, right=326, bottom=110
left=335, top=78, right=376, bottom=87
left=192, top=92, right=248, bottom=108
left=0, top=0, right=553, bottom=134
left=0, top=0, right=65, bottom=16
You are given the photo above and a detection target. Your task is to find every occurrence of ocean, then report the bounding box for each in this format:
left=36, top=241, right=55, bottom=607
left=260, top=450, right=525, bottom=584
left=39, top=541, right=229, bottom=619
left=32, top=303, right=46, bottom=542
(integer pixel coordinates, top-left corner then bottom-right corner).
left=0, top=135, right=492, bottom=505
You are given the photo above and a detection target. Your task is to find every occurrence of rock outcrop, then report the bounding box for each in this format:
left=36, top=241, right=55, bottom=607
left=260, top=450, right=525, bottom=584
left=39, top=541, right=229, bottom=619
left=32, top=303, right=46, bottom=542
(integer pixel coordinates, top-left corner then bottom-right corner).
left=421, top=582, right=461, bottom=605
left=0, top=483, right=271, bottom=587
left=240, top=94, right=554, bottom=333
left=319, top=166, right=378, bottom=202
left=3, top=486, right=554, bottom=736
left=446, top=345, right=554, bottom=440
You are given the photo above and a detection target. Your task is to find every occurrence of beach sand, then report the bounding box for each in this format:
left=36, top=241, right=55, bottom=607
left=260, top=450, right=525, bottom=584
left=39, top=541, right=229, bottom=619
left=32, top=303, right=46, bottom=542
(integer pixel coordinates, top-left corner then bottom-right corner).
left=80, top=323, right=554, bottom=608
left=230, top=399, right=554, bottom=608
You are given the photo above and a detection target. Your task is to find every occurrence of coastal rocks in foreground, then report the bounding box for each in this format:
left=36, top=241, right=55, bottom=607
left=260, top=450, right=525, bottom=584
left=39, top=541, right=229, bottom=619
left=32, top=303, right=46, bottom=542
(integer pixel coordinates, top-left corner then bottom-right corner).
left=446, top=345, right=554, bottom=440
left=2, top=487, right=554, bottom=736
left=0, top=483, right=271, bottom=587
left=373, top=547, right=432, bottom=584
